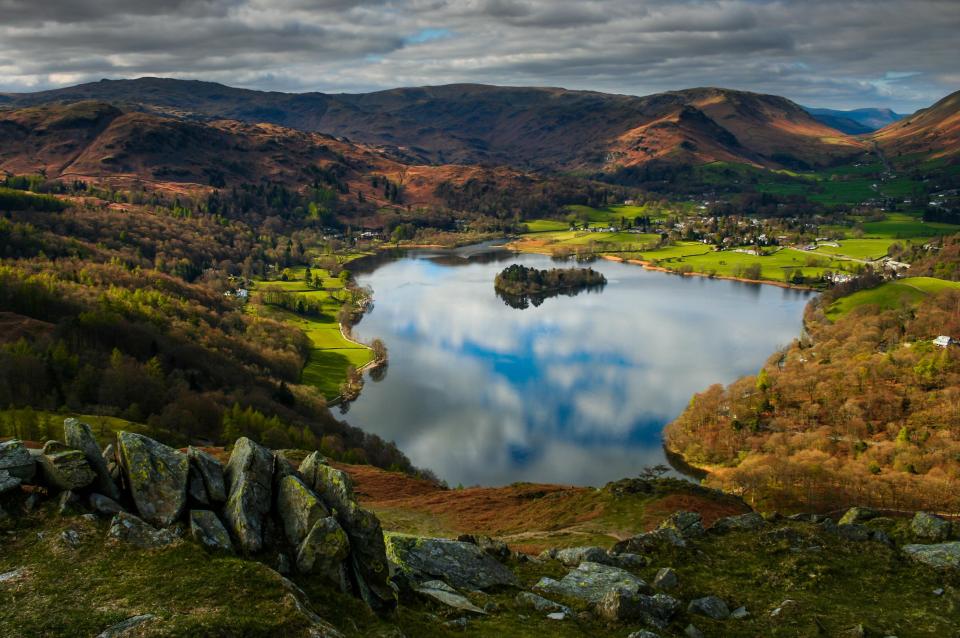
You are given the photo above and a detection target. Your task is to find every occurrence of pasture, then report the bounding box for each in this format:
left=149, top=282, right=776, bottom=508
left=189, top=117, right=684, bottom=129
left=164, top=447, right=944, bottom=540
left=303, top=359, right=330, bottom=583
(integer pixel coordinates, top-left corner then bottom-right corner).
left=826, top=277, right=960, bottom=320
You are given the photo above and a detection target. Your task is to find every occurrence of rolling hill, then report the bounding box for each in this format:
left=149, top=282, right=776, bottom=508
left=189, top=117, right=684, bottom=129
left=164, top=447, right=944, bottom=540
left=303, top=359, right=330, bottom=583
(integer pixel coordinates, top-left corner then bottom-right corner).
left=2, top=78, right=867, bottom=173
left=872, top=88, right=960, bottom=161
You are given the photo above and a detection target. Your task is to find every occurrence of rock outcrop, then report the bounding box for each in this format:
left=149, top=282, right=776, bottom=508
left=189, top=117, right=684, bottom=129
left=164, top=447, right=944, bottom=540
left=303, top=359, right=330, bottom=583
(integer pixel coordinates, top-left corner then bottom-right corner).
left=223, top=437, right=275, bottom=554
left=108, top=512, right=177, bottom=549
left=116, top=432, right=189, bottom=527
left=534, top=562, right=650, bottom=605
left=910, top=512, right=951, bottom=542
left=188, top=446, right=227, bottom=504
left=64, top=419, right=121, bottom=500
left=38, top=447, right=96, bottom=491
left=385, top=533, right=520, bottom=591
left=190, top=509, right=233, bottom=552
left=0, top=439, right=36, bottom=481
left=902, top=542, right=960, bottom=569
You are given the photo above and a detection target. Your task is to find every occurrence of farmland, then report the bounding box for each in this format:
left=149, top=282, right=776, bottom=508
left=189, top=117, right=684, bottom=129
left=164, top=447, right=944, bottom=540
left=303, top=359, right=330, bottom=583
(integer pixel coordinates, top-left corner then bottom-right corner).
left=825, top=276, right=960, bottom=320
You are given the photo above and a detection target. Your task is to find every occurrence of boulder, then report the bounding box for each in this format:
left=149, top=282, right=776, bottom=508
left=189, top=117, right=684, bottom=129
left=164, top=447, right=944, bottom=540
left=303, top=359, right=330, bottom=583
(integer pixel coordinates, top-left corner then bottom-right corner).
left=838, top=507, right=877, bottom=526
left=711, top=512, right=766, bottom=533
left=688, top=595, right=730, bottom=620
left=596, top=589, right=680, bottom=628
left=902, top=542, right=960, bottom=569
left=301, top=453, right=396, bottom=611
left=89, top=493, right=126, bottom=516
left=416, top=580, right=486, bottom=614
left=0, top=469, right=21, bottom=495
left=188, top=447, right=226, bottom=503
left=685, top=624, right=705, bottom=638
left=533, top=561, right=649, bottom=605
left=276, top=474, right=329, bottom=546
left=658, top=511, right=704, bottom=538
left=731, top=606, right=750, bottom=619
left=60, top=528, right=81, bottom=548
left=0, top=440, right=35, bottom=481
left=457, top=534, right=511, bottom=561
left=838, top=523, right=872, bottom=542
left=385, top=533, right=519, bottom=591
left=653, top=567, right=678, bottom=590
left=555, top=546, right=610, bottom=566
left=295, top=516, right=350, bottom=584
left=63, top=418, right=120, bottom=500
left=628, top=632, right=661, bottom=638
left=911, top=512, right=952, bottom=542
left=188, top=468, right=210, bottom=506
left=190, top=510, right=233, bottom=552
left=116, top=432, right=189, bottom=527
left=108, top=512, right=176, bottom=549
left=515, top=591, right=570, bottom=614
left=39, top=447, right=96, bottom=491
left=613, top=528, right=687, bottom=554
left=222, top=437, right=274, bottom=553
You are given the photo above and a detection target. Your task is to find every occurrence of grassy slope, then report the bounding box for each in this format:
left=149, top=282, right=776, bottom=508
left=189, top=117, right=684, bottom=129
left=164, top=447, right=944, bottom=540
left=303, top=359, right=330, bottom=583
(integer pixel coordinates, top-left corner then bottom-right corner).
left=249, top=266, right=374, bottom=398
left=826, top=276, right=960, bottom=320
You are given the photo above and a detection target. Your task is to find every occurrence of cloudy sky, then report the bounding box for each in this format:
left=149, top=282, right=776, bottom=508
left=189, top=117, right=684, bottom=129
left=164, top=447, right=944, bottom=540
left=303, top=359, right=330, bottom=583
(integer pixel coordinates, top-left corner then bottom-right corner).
left=1, top=0, right=957, bottom=111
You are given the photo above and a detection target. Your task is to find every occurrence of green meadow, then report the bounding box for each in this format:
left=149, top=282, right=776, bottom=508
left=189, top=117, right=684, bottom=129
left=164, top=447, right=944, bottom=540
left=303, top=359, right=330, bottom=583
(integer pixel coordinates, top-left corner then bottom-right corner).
left=826, top=277, right=960, bottom=320
left=250, top=266, right=373, bottom=399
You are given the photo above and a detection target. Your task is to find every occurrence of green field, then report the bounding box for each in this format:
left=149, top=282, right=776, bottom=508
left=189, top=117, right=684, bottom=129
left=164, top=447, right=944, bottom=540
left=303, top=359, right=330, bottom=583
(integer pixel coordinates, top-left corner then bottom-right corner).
left=826, top=277, right=960, bottom=320
left=251, top=266, right=373, bottom=399
left=861, top=212, right=960, bottom=239
left=813, top=239, right=897, bottom=260
left=629, top=246, right=857, bottom=282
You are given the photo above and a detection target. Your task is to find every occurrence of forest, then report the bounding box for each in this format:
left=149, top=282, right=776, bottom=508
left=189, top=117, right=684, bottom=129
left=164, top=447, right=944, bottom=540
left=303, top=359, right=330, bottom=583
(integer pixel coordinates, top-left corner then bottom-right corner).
left=664, top=259, right=960, bottom=513
left=494, top=264, right=607, bottom=308
left=0, top=179, right=421, bottom=475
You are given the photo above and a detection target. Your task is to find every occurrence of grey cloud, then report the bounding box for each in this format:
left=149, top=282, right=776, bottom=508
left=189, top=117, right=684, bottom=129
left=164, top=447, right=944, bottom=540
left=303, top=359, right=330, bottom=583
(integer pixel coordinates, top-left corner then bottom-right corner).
left=0, top=0, right=956, bottom=111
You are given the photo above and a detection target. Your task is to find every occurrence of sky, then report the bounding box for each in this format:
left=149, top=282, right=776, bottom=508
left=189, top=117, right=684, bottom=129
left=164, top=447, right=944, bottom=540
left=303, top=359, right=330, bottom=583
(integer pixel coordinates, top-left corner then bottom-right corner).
left=0, top=0, right=957, bottom=112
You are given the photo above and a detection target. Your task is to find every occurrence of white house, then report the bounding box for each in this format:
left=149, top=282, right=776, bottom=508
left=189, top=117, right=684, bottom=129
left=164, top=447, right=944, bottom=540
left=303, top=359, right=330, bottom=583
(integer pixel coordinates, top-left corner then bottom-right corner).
left=934, top=336, right=955, bottom=348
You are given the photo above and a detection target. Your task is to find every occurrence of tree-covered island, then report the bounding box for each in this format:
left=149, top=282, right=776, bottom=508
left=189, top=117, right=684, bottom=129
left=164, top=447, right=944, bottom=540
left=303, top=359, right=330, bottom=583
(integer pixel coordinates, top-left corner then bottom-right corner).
left=494, top=264, right=607, bottom=308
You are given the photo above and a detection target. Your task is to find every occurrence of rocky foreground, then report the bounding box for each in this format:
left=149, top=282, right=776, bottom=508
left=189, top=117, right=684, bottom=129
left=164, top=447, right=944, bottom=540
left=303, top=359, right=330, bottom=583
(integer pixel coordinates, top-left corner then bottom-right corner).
left=1, top=422, right=960, bottom=637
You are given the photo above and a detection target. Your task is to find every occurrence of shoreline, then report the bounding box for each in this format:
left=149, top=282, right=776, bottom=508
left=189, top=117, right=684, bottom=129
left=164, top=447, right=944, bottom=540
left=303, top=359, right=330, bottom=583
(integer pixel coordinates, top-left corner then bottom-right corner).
left=503, top=238, right=817, bottom=291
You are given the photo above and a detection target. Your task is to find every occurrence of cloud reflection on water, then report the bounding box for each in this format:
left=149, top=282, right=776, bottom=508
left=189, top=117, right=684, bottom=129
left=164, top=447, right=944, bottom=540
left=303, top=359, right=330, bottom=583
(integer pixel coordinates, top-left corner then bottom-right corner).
left=349, top=249, right=812, bottom=487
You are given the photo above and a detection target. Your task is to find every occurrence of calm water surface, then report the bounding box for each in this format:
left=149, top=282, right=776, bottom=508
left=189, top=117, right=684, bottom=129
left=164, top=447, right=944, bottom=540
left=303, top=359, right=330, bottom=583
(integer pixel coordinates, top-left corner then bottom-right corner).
left=347, top=243, right=812, bottom=487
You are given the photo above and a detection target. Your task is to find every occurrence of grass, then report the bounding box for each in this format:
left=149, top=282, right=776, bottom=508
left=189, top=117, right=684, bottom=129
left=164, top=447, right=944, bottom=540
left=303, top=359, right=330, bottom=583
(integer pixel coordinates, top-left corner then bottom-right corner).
left=250, top=266, right=373, bottom=399
left=826, top=276, right=960, bottom=320
left=861, top=212, right=960, bottom=239
left=813, top=239, right=899, bottom=260
left=0, top=409, right=163, bottom=446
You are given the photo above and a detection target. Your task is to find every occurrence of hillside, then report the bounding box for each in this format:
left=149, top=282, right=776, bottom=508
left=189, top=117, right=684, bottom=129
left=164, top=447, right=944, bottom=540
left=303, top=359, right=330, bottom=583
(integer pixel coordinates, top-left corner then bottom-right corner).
left=873, top=89, right=960, bottom=161
left=2, top=79, right=866, bottom=173
left=806, top=107, right=903, bottom=134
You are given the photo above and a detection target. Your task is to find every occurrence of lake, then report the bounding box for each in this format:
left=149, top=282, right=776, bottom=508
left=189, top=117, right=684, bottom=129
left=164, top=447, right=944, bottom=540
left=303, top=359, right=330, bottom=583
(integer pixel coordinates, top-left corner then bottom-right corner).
left=346, top=243, right=813, bottom=487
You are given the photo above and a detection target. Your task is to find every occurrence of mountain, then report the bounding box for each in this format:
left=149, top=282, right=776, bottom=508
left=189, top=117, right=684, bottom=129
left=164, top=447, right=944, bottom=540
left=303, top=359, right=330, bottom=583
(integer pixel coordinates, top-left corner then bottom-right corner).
left=0, top=100, right=535, bottom=209
left=872, top=89, right=960, bottom=160
left=805, top=106, right=903, bottom=134
left=1, top=78, right=866, bottom=173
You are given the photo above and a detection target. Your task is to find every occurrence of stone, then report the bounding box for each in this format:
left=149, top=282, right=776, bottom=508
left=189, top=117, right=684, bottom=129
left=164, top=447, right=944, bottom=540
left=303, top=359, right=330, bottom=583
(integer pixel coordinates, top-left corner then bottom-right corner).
left=222, top=437, right=274, bottom=553
left=628, top=632, right=661, bottom=638
left=0, top=568, right=26, bottom=583
left=838, top=523, right=871, bottom=542
left=515, top=591, right=569, bottom=614
left=60, top=528, right=81, bottom=548
left=533, top=561, right=649, bottom=605
left=89, top=493, right=126, bottom=516
left=385, top=533, right=519, bottom=591
left=283, top=591, right=344, bottom=638
left=731, top=605, right=750, bottom=619
left=685, top=624, right=705, bottom=638
left=64, top=418, right=121, bottom=500
left=416, top=580, right=486, bottom=614
left=613, top=527, right=687, bottom=554
left=902, top=542, right=960, bottom=569
left=301, top=453, right=396, bottom=611
left=116, top=432, right=189, bottom=527
left=107, top=512, right=176, bottom=549
left=0, top=469, right=21, bottom=495
left=277, top=474, right=329, bottom=546
left=596, top=588, right=680, bottom=627
left=609, top=552, right=647, bottom=569
left=102, top=444, right=116, bottom=464
left=658, top=511, right=704, bottom=538
left=188, top=446, right=227, bottom=503
left=57, top=490, right=80, bottom=515
left=546, top=612, right=566, bottom=621
left=296, top=516, right=350, bottom=584
left=653, top=567, right=678, bottom=590
left=711, top=512, right=766, bottom=532
left=457, top=534, right=511, bottom=561
left=555, top=545, right=610, bottom=566
left=39, top=448, right=96, bottom=491
left=838, top=507, right=878, bottom=526
left=188, top=467, right=210, bottom=505
left=0, top=440, right=35, bottom=481
left=770, top=599, right=800, bottom=619
left=688, top=595, right=730, bottom=620
left=911, top=512, right=952, bottom=542
left=190, top=510, right=233, bottom=552
left=95, top=614, right=156, bottom=637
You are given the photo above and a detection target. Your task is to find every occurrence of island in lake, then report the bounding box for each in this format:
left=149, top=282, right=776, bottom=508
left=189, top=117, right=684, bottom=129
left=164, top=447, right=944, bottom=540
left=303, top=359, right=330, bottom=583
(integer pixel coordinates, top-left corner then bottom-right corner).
left=494, top=263, right=607, bottom=308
